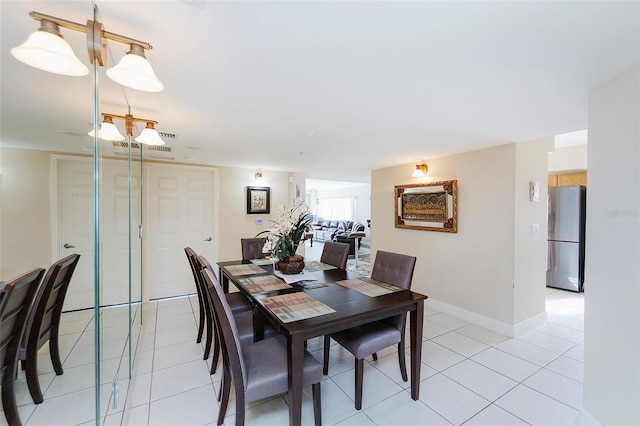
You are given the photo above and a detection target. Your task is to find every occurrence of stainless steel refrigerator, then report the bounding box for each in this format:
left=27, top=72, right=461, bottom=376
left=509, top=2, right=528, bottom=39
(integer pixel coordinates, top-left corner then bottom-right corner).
left=547, top=185, right=586, bottom=292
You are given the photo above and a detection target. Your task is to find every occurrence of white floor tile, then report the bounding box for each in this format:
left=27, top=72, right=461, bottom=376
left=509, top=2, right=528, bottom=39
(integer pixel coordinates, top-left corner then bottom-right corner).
left=25, top=388, right=96, bottom=425
left=419, top=373, right=490, bottom=425
left=426, top=313, right=470, bottom=331
left=494, top=338, right=559, bottom=366
left=523, top=369, right=583, bottom=410
left=154, top=324, right=198, bottom=349
left=332, top=412, right=377, bottom=426
left=421, top=340, right=465, bottom=372
left=563, top=344, right=584, bottom=362
left=371, top=352, right=437, bottom=387
left=495, top=385, right=579, bottom=426
left=471, top=348, right=539, bottom=382
left=311, top=345, right=355, bottom=378
left=442, top=359, right=518, bottom=402
left=432, top=331, right=490, bottom=357
left=535, top=322, right=584, bottom=343
left=517, top=330, right=576, bottom=354
left=545, top=355, right=584, bottom=383
left=152, top=340, right=204, bottom=371
left=365, top=389, right=450, bottom=425
left=331, top=363, right=405, bottom=410
left=464, top=404, right=529, bottom=425
left=455, top=324, right=509, bottom=346
left=150, top=360, right=213, bottom=401
left=148, top=385, right=218, bottom=426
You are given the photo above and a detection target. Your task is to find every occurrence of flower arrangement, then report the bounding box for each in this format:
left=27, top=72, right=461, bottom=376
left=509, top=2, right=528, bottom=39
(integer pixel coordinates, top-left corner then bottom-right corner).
left=257, top=198, right=313, bottom=261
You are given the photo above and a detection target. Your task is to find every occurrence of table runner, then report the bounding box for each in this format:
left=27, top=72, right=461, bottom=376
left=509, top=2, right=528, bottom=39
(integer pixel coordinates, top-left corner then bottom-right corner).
left=335, top=277, right=402, bottom=297
left=259, top=292, right=336, bottom=323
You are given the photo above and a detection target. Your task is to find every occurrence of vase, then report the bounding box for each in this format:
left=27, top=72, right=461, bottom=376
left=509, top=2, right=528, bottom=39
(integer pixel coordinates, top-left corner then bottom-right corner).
left=276, top=255, right=305, bottom=275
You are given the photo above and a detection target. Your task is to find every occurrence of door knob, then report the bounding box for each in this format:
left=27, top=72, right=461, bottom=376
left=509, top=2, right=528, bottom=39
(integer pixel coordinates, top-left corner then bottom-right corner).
left=63, top=243, right=76, bottom=249
left=204, top=237, right=212, bottom=242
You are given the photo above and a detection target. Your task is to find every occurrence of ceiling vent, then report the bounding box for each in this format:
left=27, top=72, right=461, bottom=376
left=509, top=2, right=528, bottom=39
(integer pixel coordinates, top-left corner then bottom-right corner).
left=148, top=145, right=172, bottom=152
left=158, top=131, right=177, bottom=139
left=112, top=141, right=141, bottom=150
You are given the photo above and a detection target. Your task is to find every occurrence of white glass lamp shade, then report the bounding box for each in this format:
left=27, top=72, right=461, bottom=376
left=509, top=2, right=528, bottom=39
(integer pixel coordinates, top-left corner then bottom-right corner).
left=11, top=30, right=89, bottom=76
left=88, top=120, right=125, bottom=141
left=411, top=164, right=428, bottom=177
left=135, top=124, right=165, bottom=146
left=107, top=49, right=164, bottom=92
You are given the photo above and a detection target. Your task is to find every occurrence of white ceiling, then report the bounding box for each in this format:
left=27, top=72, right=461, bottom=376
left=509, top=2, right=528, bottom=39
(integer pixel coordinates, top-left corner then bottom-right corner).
left=1, top=1, right=638, bottom=183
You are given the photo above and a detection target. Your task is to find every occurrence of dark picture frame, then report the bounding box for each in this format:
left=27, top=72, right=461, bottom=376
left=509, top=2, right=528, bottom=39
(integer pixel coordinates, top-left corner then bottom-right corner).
left=247, top=186, right=270, bottom=214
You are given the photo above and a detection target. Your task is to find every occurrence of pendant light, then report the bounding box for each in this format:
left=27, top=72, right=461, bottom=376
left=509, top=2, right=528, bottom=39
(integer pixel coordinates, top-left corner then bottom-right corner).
left=135, top=122, right=165, bottom=146
left=88, top=116, right=125, bottom=141
left=107, top=44, right=164, bottom=92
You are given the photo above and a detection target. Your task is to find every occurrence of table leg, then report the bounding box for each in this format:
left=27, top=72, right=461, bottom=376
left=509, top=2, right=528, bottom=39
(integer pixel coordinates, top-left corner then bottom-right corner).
left=410, top=299, right=424, bottom=400
left=253, top=309, right=265, bottom=342
left=219, top=267, right=229, bottom=293
left=287, top=334, right=305, bottom=426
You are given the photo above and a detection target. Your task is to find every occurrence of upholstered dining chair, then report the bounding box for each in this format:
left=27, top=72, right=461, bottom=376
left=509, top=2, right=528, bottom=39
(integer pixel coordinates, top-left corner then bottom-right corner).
left=240, top=238, right=267, bottom=261
left=18, top=253, right=80, bottom=404
left=0, top=268, right=44, bottom=426
left=323, top=250, right=417, bottom=410
left=320, top=241, right=351, bottom=269
left=194, top=255, right=265, bottom=376
left=202, top=268, right=323, bottom=426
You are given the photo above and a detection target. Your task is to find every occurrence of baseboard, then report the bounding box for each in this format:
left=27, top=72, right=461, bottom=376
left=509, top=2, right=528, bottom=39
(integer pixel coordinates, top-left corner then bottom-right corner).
left=425, top=298, right=547, bottom=338
left=578, top=408, right=602, bottom=426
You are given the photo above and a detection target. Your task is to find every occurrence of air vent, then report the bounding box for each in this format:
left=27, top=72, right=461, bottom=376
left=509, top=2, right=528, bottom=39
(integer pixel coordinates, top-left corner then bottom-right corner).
left=111, top=141, right=141, bottom=150
left=148, top=145, right=172, bottom=152
left=159, top=132, right=177, bottom=139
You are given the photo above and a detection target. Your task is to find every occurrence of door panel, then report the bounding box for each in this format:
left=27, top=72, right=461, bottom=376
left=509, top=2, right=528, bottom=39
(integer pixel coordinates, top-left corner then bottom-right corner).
left=145, top=164, right=216, bottom=300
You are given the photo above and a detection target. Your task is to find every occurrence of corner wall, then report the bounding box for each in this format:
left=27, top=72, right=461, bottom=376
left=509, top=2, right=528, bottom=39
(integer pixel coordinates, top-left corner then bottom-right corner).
left=583, top=63, right=640, bottom=425
left=371, top=141, right=549, bottom=332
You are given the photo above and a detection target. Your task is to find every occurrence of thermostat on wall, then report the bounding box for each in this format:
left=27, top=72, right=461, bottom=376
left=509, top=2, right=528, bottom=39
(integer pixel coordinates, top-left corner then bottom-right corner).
left=256, top=218, right=263, bottom=225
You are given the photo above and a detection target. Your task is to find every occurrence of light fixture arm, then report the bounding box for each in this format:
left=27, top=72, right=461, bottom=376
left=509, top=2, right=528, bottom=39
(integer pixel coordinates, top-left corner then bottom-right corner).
left=101, top=113, right=158, bottom=137
left=28, top=11, right=153, bottom=66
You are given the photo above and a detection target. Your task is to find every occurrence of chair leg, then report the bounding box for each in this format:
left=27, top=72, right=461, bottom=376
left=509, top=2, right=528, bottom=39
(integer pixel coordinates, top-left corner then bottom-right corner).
left=25, top=346, right=44, bottom=404
left=210, top=332, right=220, bottom=375
left=2, top=373, right=22, bottom=426
left=355, top=358, right=364, bottom=410
left=196, top=296, right=205, bottom=343
left=49, top=327, right=64, bottom=375
left=312, top=381, right=322, bottom=426
left=234, top=386, right=245, bottom=426
left=203, top=314, right=213, bottom=360
left=322, top=335, right=331, bottom=375
left=372, top=352, right=378, bottom=361
left=398, top=336, right=408, bottom=382
left=217, top=365, right=231, bottom=425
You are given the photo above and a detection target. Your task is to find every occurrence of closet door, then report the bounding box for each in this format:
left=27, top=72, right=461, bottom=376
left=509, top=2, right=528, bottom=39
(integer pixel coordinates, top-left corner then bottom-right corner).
left=145, top=164, right=217, bottom=300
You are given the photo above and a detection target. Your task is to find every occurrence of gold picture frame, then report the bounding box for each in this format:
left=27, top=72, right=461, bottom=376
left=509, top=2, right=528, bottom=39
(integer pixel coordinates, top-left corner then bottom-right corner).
left=394, top=180, right=457, bottom=232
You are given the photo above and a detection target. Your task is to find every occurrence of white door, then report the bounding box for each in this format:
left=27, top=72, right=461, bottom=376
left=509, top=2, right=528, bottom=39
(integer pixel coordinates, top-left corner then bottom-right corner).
left=145, top=164, right=217, bottom=300
left=58, top=157, right=142, bottom=311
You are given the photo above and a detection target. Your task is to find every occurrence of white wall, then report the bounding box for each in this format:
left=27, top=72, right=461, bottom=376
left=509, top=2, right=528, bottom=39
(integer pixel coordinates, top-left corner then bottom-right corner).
left=371, top=141, right=550, bottom=332
left=548, top=144, right=588, bottom=172
left=583, top=64, right=640, bottom=425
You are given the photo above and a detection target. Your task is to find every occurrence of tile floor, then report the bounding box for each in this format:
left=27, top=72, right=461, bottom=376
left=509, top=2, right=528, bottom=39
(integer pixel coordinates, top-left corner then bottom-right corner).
left=2, top=245, right=585, bottom=425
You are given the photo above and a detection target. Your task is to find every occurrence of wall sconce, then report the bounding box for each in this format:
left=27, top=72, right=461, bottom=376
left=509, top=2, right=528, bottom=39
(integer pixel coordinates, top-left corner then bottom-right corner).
left=255, top=172, right=265, bottom=184
left=411, top=163, right=428, bottom=177
left=11, top=11, right=163, bottom=92
left=88, top=113, right=165, bottom=146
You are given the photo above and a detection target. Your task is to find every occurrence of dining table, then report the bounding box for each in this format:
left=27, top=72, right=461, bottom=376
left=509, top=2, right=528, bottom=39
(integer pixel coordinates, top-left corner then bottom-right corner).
left=217, top=259, right=427, bottom=426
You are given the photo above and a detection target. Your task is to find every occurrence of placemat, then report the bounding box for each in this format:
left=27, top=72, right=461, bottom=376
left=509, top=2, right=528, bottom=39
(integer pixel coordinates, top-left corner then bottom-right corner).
left=238, top=275, right=292, bottom=294
left=303, top=261, right=337, bottom=272
left=335, top=277, right=402, bottom=297
left=259, top=292, right=336, bottom=323
left=249, top=258, right=273, bottom=266
left=225, top=264, right=267, bottom=276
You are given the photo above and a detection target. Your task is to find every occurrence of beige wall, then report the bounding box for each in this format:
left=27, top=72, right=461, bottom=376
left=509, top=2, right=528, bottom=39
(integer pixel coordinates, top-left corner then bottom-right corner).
left=0, top=147, right=54, bottom=279
left=371, top=141, right=549, bottom=332
left=583, top=63, right=639, bottom=425
left=548, top=144, right=588, bottom=173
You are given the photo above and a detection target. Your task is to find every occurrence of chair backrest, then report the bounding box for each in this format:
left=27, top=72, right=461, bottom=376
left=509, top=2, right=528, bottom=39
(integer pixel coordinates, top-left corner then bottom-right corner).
left=370, top=250, right=417, bottom=330
left=320, top=241, right=350, bottom=269
left=184, top=247, right=205, bottom=300
left=241, top=238, right=267, bottom=260
left=20, top=254, right=80, bottom=358
left=0, top=268, right=44, bottom=380
left=200, top=267, right=248, bottom=391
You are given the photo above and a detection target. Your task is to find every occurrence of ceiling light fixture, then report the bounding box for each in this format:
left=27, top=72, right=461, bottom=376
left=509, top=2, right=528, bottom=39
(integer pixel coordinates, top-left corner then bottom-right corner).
left=11, top=11, right=163, bottom=92
left=89, top=113, right=165, bottom=146
left=412, top=164, right=428, bottom=177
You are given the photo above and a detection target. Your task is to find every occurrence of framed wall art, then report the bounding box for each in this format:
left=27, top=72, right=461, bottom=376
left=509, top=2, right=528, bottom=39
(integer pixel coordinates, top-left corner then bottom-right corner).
left=394, top=180, right=457, bottom=232
left=247, top=186, right=270, bottom=214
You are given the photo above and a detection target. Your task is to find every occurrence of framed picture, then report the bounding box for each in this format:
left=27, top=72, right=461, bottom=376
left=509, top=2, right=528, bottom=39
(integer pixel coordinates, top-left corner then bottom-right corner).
left=247, top=186, right=270, bottom=214
left=394, top=180, right=457, bottom=232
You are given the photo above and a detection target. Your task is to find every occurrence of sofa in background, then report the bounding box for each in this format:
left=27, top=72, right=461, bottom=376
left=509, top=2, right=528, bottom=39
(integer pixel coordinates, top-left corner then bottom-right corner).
left=311, top=219, right=354, bottom=242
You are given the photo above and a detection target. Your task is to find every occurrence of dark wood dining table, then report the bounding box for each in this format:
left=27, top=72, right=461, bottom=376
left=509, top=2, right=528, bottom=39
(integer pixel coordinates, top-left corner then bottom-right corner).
left=217, top=260, right=427, bottom=426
